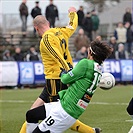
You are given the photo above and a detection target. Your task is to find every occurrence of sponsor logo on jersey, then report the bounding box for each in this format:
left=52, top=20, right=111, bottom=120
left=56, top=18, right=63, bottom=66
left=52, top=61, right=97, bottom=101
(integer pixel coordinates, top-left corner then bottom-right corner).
left=68, top=71, right=74, bottom=77
left=55, top=31, right=62, bottom=36
left=82, top=93, right=91, bottom=103
left=77, top=99, right=88, bottom=110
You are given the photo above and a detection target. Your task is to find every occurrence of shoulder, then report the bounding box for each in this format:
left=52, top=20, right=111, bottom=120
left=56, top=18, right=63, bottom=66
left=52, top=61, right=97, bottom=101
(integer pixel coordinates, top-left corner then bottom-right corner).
left=42, top=29, right=58, bottom=41
left=48, top=28, right=60, bottom=37
left=79, top=60, right=102, bottom=73
left=43, top=28, right=56, bottom=35
left=46, top=5, right=50, bottom=9
left=85, top=60, right=98, bottom=70
left=43, top=33, right=54, bottom=41
left=78, top=58, right=88, bottom=64
left=54, top=5, right=57, bottom=8
left=77, top=59, right=98, bottom=71
left=19, top=3, right=23, bottom=8
left=77, top=10, right=80, bottom=13
left=32, top=7, right=35, bottom=10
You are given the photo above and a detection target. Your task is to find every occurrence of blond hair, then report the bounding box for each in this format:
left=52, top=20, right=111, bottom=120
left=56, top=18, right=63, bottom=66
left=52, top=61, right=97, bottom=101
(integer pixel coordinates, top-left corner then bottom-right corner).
left=33, top=15, right=48, bottom=27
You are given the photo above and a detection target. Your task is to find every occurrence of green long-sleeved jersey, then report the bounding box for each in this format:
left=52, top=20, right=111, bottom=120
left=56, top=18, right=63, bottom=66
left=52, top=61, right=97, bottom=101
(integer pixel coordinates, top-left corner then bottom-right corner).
left=59, top=59, right=102, bottom=119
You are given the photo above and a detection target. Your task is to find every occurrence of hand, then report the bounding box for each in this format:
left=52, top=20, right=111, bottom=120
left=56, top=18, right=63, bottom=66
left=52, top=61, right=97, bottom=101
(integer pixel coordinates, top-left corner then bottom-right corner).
left=67, top=62, right=73, bottom=70
left=59, top=68, right=67, bottom=77
left=68, top=7, right=77, bottom=13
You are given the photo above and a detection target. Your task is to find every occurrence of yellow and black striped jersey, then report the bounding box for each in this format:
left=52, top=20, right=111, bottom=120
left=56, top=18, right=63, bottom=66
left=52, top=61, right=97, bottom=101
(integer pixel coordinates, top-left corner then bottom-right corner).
left=40, top=12, right=78, bottom=79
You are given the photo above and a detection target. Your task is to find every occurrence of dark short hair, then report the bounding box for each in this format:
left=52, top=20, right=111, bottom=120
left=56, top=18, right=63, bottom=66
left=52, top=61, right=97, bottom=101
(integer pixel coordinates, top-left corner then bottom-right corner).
left=90, top=40, right=112, bottom=64
left=35, top=1, right=39, bottom=3
left=30, top=45, right=35, bottom=48
left=87, top=12, right=90, bottom=14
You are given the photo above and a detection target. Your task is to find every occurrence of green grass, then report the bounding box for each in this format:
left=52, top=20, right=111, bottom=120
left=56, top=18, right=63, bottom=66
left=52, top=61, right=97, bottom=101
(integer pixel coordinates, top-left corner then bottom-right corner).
left=0, top=85, right=133, bottom=133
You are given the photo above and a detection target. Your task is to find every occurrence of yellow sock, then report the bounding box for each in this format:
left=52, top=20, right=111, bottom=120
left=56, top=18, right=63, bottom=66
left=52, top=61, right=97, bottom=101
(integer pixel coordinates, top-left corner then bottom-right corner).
left=19, top=121, right=26, bottom=133
left=70, top=120, right=95, bottom=133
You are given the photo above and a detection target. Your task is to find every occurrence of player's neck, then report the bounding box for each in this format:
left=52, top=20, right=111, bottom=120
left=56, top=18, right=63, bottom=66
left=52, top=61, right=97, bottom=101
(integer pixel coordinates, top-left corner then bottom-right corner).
left=89, top=56, right=93, bottom=60
left=41, top=27, right=50, bottom=36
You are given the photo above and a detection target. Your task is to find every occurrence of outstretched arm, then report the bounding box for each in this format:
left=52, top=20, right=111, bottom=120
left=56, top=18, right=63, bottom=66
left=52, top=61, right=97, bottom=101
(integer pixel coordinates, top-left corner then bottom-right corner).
left=61, top=59, right=87, bottom=84
left=61, top=7, right=78, bottom=38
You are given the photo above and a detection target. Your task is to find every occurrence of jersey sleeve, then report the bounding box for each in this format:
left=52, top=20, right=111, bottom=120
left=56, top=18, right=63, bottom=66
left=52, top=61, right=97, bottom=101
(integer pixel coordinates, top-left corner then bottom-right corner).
left=42, top=34, right=70, bottom=71
left=60, top=12, right=78, bottom=38
left=66, top=47, right=73, bottom=67
left=61, top=59, right=87, bottom=84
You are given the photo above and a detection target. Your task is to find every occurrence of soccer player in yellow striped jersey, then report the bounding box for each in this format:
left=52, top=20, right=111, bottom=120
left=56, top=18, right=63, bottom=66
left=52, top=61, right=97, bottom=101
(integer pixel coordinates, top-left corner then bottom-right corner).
left=40, top=23, right=73, bottom=79
left=19, top=7, right=101, bottom=133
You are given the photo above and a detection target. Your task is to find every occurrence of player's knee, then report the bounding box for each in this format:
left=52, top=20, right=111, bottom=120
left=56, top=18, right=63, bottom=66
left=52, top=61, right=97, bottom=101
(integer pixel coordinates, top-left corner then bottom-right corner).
left=26, top=109, right=38, bottom=123
left=26, top=110, right=32, bottom=122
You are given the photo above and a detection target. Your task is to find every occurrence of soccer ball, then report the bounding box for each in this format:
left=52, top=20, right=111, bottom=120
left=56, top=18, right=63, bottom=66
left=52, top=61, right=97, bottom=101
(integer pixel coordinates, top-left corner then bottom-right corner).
left=98, top=72, right=115, bottom=90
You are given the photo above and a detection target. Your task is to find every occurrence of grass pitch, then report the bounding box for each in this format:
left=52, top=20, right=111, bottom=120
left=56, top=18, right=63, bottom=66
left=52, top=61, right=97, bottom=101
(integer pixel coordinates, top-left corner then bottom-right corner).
left=0, top=85, right=133, bottom=133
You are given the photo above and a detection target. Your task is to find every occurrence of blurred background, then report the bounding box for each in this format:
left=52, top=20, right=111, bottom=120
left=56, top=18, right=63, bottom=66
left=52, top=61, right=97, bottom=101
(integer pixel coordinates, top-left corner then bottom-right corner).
left=0, top=1, right=133, bottom=133
left=0, top=0, right=132, bottom=87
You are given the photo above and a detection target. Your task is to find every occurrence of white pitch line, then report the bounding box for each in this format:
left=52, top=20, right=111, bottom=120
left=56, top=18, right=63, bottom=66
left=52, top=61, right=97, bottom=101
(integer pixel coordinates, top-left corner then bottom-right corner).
left=0, top=100, right=34, bottom=103
left=0, top=100, right=128, bottom=105
left=90, top=102, right=128, bottom=106
left=125, top=120, right=133, bottom=122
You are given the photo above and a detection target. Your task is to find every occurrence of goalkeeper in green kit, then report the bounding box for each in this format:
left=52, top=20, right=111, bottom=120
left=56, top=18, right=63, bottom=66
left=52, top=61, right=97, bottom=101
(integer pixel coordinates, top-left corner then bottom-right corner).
left=26, top=40, right=112, bottom=133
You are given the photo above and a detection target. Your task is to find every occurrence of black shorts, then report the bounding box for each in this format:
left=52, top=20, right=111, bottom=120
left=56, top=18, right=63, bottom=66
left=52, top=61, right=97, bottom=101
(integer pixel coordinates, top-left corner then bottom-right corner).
left=39, top=79, right=68, bottom=103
